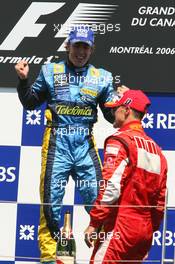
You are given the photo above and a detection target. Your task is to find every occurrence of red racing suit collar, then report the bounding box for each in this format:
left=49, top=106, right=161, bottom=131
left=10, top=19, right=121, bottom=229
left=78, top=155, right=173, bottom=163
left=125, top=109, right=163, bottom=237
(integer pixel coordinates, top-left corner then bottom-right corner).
left=118, top=120, right=143, bottom=132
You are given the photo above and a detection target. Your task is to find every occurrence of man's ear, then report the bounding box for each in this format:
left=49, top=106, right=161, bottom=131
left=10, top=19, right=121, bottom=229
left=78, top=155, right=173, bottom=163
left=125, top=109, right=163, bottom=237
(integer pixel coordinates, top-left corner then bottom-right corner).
left=65, top=42, right=70, bottom=52
left=91, top=45, right=95, bottom=54
left=125, top=106, right=131, bottom=116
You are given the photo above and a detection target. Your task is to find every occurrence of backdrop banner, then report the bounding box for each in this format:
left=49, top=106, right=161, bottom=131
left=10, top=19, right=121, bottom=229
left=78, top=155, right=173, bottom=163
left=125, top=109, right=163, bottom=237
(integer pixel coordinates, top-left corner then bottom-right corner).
left=0, top=0, right=174, bottom=91
left=0, top=0, right=175, bottom=263
left=0, top=91, right=174, bottom=263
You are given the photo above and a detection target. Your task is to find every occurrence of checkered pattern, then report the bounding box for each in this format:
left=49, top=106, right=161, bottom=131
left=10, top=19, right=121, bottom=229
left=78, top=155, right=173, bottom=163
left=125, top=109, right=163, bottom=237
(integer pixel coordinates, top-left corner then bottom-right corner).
left=0, top=88, right=174, bottom=263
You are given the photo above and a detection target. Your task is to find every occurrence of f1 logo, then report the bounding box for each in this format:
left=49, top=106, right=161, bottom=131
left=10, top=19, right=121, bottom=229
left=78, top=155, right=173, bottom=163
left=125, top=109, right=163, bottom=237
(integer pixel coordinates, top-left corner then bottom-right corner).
left=0, top=2, right=117, bottom=51
left=0, top=2, right=65, bottom=51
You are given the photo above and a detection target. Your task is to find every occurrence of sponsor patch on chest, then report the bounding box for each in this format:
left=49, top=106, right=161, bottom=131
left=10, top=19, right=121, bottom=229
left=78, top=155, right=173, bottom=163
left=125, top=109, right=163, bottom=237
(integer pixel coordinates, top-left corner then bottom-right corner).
left=81, top=88, right=98, bottom=97
left=105, top=156, right=115, bottom=168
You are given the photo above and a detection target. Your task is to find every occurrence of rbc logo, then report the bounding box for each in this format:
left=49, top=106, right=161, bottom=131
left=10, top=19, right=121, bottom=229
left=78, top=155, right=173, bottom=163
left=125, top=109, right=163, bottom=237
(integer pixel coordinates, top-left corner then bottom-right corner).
left=15, top=204, right=40, bottom=261
left=142, top=95, right=175, bottom=150
left=22, top=105, right=46, bottom=146
left=0, top=166, right=16, bottom=182
left=0, top=146, right=20, bottom=201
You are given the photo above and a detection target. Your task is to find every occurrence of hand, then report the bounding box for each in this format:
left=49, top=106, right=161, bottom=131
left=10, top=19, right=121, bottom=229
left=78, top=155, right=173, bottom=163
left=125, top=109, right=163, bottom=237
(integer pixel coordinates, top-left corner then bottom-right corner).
left=143, top=252, right=148, bottom=260
left=84, top=226, right=97, bottom=248
left=15, top=60, right=29, bottom=80
left=117, top=85, right=129, bottom=97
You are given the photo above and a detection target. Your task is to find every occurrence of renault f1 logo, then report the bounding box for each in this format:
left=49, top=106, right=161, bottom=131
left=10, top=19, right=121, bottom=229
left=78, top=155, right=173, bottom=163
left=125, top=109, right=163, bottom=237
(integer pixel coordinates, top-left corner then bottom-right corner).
left=0, top=2, right=117, bottom=51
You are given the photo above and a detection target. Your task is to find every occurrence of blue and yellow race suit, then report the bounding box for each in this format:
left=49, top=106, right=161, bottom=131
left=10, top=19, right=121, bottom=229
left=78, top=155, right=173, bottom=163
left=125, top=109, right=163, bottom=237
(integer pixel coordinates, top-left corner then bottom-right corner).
left=17, top=61, right=114, bottom=263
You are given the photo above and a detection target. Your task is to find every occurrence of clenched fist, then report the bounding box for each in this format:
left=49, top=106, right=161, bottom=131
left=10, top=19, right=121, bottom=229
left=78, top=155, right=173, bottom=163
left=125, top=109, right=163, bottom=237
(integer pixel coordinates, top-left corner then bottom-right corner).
left=15, top=60, right=29, bottom=80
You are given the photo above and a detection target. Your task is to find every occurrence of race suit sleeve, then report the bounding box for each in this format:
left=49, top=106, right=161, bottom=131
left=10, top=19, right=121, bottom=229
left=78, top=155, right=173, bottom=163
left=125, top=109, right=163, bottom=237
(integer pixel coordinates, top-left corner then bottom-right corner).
left=151, top=154, right=168, bottom=232
left=98, top=71, right=115, bottom=124
left=89, top=137, right=131, bottom=228
left=17, top=67, right=48, bottom=110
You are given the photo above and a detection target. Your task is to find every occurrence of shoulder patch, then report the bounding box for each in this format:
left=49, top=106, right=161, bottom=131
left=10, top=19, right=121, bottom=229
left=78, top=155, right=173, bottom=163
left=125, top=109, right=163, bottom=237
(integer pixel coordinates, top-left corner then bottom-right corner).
left=106, top=144, right=120, bottom=155
left=90, top=67, right=100, bottom=77
left=53, top=63, right=65, bottom=74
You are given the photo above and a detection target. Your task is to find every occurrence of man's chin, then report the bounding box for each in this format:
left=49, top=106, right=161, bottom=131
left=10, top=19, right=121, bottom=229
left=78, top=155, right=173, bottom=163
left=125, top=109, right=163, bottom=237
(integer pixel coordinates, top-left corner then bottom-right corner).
left=73, top=60, right=87, bottom=68
left=113, top=122, right=117, bottom=128
left=113, top=122, right=121, bottom=129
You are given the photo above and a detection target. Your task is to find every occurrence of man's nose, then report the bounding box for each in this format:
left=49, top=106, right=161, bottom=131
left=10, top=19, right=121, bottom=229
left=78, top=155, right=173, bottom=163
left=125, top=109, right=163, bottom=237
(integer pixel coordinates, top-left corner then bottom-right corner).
left=78, top=46, right=85, bottom=54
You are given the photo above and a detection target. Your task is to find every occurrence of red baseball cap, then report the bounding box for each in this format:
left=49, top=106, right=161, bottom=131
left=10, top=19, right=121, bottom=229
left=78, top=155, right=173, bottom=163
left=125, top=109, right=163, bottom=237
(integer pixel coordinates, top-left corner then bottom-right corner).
left=105, top=90, right=151, bottom=113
